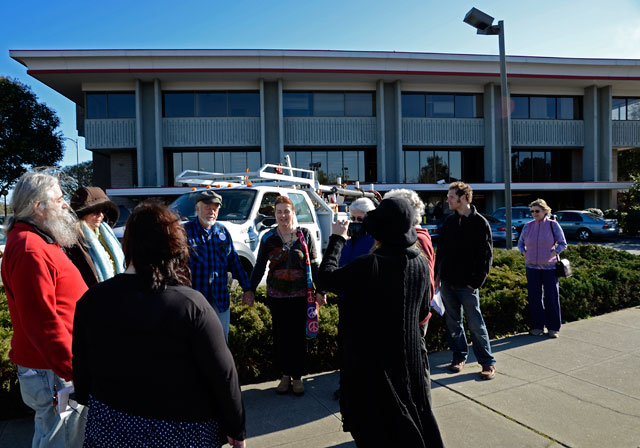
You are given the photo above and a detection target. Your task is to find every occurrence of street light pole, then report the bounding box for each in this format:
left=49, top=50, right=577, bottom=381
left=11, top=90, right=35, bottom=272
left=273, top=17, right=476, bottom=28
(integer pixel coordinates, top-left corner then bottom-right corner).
left=64, top=137, right=79, bottom=167
left=463, top=8, right=513, bottom=249
left=497, top=20, right=513, bottom=250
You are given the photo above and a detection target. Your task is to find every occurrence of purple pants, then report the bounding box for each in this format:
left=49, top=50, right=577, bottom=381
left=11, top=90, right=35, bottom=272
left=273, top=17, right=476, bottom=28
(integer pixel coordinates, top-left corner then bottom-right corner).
left=526, top=267, right=562, bottom=332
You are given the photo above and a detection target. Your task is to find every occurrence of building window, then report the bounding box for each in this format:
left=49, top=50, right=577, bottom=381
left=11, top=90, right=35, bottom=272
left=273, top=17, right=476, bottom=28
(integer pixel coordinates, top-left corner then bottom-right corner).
left=403, top=149, right=483, bottom=183
left=402, top=93, right=483, bottom=118
left=283, top=92, right=374, bottom=117
left=612, top=98, right=640, bottom=120
left=510, top=95, right=582, bottom=120
left=171, top=150, right=261, bottom=185
left=86, top=93, right=136, bottom=119
left=284, top=149, right=375, bottom=183
left=511, top=150, right=572, bottom=182
left=163, top=92, right=260, bottom=117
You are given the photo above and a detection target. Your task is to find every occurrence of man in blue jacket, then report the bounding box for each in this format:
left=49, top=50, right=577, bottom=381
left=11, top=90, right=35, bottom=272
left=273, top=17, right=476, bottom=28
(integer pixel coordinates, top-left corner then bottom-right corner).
left=184, top=190, right=254, bottom=342
left=435, top=181, right=496, bottom=380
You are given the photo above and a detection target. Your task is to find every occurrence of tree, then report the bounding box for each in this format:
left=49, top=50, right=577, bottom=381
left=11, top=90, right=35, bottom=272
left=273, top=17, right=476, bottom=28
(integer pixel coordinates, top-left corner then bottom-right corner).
left=0, top=77, right=64, bottom=192
left=62, top=161, right=93, bottom=188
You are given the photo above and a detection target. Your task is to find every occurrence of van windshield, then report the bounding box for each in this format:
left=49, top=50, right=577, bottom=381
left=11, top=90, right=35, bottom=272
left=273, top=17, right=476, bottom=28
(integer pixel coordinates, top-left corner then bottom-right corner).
left=169, top=190, right=257, bottom=222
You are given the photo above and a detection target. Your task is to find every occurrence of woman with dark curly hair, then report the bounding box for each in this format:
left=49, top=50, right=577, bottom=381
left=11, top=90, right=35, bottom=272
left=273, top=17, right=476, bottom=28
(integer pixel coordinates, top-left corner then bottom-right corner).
left=72, top=201, right=246, bottom=448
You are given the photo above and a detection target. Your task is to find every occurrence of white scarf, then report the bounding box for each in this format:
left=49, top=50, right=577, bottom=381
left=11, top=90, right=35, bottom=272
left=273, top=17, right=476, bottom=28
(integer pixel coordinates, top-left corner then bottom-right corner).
left=80, top=221, right=125, bottom=282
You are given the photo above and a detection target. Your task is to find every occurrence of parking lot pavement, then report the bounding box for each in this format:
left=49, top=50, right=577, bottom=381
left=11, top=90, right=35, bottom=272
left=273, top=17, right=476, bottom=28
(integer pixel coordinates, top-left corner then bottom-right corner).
left=592, top=236, right=640, bottom=255
left=494, top=235, right=640, bottom=256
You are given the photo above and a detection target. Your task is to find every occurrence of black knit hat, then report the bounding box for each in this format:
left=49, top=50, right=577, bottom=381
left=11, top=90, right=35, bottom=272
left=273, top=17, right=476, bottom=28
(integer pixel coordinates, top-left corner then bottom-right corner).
left=364, top=197, right=417, bottom=248
left=70, top=187, right=119, bottom=226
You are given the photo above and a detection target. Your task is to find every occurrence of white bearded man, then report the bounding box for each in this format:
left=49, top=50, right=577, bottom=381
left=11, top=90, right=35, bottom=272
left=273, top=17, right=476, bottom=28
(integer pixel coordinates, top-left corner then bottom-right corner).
left=1, top=169, right=88, bottom=447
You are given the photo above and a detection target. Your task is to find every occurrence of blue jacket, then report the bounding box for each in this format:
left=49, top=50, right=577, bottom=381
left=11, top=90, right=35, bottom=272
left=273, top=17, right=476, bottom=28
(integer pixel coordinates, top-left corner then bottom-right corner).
left=339, top=234, right=375, bottom=267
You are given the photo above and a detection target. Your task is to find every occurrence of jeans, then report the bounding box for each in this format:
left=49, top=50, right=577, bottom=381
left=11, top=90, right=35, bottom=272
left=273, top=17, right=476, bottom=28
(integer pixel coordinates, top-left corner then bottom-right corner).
left=211, top=303, right=230, bottom=343
left=440, top=282, right=495, bottom=367
left=526, top=267, right=561, bottom=332
left=16, top=365, right=86, bottom=448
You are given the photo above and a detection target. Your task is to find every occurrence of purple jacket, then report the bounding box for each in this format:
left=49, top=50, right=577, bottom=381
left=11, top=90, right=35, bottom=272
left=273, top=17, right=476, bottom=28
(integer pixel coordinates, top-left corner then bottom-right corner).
left=517, top=217, right=567, bottom=268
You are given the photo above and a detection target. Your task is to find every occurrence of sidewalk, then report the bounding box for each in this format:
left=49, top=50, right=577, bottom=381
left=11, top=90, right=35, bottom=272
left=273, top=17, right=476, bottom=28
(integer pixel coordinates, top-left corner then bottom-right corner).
left=2, top=306, right=639, bottom=447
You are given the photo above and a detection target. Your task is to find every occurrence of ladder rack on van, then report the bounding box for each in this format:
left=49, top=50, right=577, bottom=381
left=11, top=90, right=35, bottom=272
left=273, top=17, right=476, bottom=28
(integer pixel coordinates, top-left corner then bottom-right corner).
left=175, top=163, right=378, bottom=200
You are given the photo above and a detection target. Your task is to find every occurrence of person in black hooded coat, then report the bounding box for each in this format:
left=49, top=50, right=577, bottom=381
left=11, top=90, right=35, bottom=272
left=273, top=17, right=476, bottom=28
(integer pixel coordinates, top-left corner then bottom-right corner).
left=318, top=197, right=444, bottom=448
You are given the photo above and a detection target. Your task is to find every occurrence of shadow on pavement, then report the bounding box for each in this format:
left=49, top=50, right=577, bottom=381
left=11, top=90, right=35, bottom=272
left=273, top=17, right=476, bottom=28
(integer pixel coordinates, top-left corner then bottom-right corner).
left=243, top=371, right=342, bottom=439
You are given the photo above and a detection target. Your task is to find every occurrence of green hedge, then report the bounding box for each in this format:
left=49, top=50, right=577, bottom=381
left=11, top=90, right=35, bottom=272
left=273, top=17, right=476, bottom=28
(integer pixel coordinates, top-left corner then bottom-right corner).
left=0, top=286, right=32, bottom=419
left=1, top=244, right=640, bottom=418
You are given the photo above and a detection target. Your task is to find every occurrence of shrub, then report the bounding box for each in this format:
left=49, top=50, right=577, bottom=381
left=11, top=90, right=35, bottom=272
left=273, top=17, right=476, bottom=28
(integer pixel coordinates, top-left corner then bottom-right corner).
left=585, top=207, right=603, bottom=217
left=0, top=287, right=33, bottom=420
left=625, top=205, right=640, bottom=235
left=603, top=209, right=619, bottom=219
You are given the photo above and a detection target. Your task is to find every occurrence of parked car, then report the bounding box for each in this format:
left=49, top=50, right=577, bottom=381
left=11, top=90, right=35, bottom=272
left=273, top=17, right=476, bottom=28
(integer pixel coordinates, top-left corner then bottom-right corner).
left=420, top=223, right=440, bottom=243
left=491, top=206, right=532, bottom=238
left=555, top=210, right=619, bottom=241
left=481, top=214, right=518, bottom=243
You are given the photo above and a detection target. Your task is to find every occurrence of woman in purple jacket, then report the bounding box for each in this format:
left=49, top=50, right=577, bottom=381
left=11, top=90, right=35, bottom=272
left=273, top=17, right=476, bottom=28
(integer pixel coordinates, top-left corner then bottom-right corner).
left=517, top=199, right=567, bottom=338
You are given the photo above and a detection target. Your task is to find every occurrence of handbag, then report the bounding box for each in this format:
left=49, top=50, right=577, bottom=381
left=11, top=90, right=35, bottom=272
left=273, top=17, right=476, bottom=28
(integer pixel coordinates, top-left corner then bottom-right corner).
left=555, top=256, right=572, bottom=278
left=297, top=228, right=319, bottom=338
left=550, top=221, right=572, bottom=278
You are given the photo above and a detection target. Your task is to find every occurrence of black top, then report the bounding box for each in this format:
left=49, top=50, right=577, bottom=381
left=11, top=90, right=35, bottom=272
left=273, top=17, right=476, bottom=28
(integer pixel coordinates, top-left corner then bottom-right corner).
left=72, top=274, right=246, bottom=441
left=435, top=205, right=493, bottom=289
left=318, top=235, right=443, bottom=448
left=249, top=226, right=321, bottom=297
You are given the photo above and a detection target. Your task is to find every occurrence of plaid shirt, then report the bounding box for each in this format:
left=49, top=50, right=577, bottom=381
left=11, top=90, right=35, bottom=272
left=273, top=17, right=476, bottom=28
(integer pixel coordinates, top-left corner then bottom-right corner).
left=184, top=219, right=250, bottom=312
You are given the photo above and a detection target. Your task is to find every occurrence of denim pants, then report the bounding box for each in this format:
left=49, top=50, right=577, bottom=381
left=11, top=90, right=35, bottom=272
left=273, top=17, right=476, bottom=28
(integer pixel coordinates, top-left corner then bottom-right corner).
left=526, top=267, right=561, bottom=332
left=440, top=282, right=495, bottom=367
left=16, top=365, right=87, bottom=448
left=211, top=303, right=231, bottom=343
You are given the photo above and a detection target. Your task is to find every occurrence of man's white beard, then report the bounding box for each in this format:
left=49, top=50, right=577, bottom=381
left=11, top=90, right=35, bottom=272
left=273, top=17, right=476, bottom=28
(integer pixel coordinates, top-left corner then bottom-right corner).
left=39, top=207, right=79, bottom=248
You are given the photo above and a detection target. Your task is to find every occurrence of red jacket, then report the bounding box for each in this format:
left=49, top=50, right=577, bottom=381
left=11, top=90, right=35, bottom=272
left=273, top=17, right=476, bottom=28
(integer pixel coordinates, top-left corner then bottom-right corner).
left=416, top=227, right=435, bottom=325
left=1, top=221, right=87, bottom=380
left=416, top=227, right=435, bottom=298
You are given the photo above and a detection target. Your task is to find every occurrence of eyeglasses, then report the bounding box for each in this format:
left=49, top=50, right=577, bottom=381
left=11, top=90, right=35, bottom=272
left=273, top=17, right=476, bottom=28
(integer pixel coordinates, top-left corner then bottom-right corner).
left=530, top=209, right=542, bottom=214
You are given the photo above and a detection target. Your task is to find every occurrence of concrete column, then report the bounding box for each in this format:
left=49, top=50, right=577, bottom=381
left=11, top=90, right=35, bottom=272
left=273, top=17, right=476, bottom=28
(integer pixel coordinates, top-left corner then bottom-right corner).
left=139, top=81, right=159, bottom=187
left=376, top=80, right=386, bottom=182
left=598, top=86, right=613, bottom=209
left=259, top=79, right=266, bottom=164
left=583, top=85, right=598, bottom=182
left=135, top=80, right=144, bottom=186
left=262, top=81, right=282, bottom=164
left=382, top=82, right=401, bottom=183
left=153, top=79, right=164, bottom=186
left=484, top=83, right=502, bottom=211
left=395, top=81, right=404, bottom=184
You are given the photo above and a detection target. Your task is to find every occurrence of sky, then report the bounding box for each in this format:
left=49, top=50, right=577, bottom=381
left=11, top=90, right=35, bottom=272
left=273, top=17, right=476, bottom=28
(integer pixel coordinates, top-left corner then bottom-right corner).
left=2, top=0, right=640, bottom=168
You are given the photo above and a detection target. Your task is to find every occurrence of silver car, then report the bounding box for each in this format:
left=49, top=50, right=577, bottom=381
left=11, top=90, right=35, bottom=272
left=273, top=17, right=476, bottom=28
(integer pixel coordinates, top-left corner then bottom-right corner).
left=555, top=210, right=619, bottom=241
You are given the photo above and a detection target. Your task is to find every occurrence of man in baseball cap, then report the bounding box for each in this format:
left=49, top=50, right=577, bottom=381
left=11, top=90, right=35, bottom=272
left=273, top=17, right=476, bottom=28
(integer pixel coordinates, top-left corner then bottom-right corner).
left=184, top=190, right=254, bottom=341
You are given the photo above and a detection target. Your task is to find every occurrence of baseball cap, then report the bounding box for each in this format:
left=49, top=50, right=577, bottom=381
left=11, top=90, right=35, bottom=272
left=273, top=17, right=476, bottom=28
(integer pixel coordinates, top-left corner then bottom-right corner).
left=195, top=190, right=222, bottom=205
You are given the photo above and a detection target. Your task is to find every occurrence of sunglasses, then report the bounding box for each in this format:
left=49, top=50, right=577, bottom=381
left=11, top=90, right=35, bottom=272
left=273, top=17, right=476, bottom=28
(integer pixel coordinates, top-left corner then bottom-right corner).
left=351, top=216, right=365, bottom=222
left=530, top=209, right=542, bottom=214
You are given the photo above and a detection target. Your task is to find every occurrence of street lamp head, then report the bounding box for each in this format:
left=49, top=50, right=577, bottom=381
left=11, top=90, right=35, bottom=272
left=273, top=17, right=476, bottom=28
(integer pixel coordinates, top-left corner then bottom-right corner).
left=463, top=7, right=495, bottom=31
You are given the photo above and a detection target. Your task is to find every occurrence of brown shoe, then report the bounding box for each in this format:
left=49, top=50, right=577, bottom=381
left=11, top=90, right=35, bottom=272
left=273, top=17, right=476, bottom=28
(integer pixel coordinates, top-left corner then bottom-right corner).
left=480, top=365, right=496, bottom=380
left=449, top=359, right=465, bottom=373
left=292, top=379, right=304, bottom=396
left=276, top=375, right=291, bottom=394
